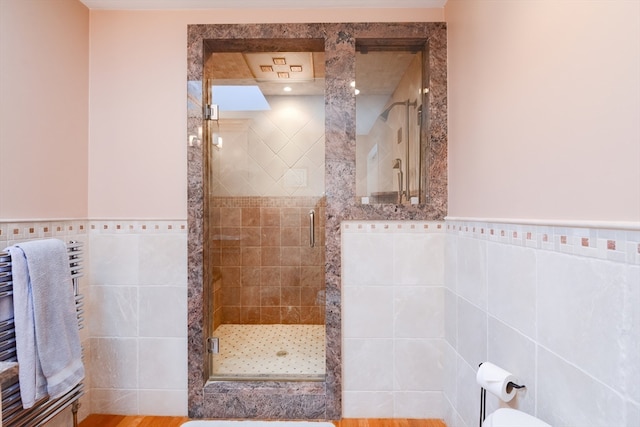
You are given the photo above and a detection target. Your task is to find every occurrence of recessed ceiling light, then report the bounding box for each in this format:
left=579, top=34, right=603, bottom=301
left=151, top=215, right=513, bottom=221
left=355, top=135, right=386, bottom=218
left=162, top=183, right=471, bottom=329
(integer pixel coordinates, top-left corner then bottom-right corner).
left=283, top=86, right=292, bottom=92
left=260, top=65, right=274, bottom=72
left=277, top=72, right=290, bottom=79
left=290, top=65, right=303, bottom=72
left=273, top=57, right=286, bottom=65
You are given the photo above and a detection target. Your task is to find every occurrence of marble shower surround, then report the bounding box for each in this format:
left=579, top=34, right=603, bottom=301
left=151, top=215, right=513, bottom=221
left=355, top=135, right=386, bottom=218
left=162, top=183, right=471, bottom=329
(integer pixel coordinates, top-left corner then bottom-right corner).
left=187, top=22, right=447, bottom=420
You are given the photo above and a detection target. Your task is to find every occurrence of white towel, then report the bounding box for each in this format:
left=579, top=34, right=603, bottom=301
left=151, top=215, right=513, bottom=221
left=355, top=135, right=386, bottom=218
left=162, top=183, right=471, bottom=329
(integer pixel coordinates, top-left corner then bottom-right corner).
left=6, top=239, right=85, bottom=408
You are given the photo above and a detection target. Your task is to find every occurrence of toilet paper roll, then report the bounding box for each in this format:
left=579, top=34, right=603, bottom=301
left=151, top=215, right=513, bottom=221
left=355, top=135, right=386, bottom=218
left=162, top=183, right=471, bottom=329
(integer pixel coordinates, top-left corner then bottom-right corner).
left=476, top=362, right=519, bottom=402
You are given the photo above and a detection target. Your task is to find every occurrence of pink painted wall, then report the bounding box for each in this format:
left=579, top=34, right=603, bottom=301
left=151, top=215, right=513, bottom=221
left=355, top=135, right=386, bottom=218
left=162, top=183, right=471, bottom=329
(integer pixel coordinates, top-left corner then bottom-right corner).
left=0, top=0, right=89, bottom=220
left=87, top=8, right=444, bottom=220
left=445, top=0, right=640, bottom=222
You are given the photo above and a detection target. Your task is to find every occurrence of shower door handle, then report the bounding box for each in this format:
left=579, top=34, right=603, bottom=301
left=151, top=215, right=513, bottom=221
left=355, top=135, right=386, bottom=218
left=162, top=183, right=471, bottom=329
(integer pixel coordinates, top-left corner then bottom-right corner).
left=309, top=210, right=315, bottom=248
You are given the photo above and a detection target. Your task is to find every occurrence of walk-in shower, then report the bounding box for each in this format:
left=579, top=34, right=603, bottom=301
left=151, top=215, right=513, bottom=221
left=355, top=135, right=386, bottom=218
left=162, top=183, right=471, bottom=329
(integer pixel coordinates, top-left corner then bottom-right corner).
left=187, top=23, right=447, bottom=419
left=202, top=39, right=326, bottom=381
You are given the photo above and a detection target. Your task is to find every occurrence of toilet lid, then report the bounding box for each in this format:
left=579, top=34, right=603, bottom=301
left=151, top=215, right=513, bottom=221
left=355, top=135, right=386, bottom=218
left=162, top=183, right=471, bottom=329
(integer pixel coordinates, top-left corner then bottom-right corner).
left=486, top=408, right=552, bottom=427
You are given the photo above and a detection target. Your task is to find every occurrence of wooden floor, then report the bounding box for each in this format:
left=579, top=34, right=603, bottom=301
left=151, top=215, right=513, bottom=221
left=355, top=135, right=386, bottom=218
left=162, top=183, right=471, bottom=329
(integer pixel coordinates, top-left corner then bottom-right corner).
left=79, top=415, right=446, bottom=427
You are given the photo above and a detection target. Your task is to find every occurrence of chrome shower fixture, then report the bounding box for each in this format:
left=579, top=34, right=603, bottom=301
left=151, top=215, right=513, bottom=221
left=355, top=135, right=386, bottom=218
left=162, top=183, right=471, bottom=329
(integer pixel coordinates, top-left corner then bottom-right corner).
left=379, top=99, right=418, bottom=122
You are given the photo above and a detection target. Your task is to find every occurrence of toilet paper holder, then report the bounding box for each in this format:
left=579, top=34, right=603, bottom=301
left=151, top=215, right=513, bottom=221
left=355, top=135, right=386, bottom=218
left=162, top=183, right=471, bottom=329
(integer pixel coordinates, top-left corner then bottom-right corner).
left=478, top=362, right=526, bottom=427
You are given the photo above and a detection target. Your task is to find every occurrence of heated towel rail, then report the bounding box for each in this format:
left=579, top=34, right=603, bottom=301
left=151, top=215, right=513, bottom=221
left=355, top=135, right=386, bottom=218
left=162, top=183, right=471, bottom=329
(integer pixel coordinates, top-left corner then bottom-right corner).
left=0, top=241, right=85, bottom=427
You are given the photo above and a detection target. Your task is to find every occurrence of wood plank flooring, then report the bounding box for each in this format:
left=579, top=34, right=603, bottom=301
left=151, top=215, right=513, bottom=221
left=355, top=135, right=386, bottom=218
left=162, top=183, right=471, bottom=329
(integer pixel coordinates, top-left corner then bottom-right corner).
left=79, top=416, right=446, bottom=427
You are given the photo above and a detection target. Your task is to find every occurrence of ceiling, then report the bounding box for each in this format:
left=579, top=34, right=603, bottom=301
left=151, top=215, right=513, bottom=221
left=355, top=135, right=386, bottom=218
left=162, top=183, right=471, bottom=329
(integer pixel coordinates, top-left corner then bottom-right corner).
left=78, top=0, right=446, bottom=10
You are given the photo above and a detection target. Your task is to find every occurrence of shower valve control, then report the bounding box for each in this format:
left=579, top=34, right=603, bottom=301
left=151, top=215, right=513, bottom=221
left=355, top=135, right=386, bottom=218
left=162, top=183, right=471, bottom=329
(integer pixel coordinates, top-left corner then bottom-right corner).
left=207, top=337, right=220, bottom=354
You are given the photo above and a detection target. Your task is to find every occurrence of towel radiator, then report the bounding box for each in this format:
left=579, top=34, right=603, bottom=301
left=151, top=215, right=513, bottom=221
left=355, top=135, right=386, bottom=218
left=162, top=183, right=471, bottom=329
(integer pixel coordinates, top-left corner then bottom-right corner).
left=0, top=241, right=85, bottom=427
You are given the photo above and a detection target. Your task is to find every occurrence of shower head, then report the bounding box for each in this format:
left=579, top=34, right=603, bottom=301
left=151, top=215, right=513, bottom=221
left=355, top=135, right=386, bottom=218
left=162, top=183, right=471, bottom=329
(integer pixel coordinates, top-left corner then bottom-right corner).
left=379, top=99, right=418, bottom=122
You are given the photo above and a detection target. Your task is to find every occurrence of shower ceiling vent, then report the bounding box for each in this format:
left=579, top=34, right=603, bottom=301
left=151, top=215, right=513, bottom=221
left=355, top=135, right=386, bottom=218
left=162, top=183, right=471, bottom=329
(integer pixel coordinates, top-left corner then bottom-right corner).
left=244, top=52, right=315, bottom=82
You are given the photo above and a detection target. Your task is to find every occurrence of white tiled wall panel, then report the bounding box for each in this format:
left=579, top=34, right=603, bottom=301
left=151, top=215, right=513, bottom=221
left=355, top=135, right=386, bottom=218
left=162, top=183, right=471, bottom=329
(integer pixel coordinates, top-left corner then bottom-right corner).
left=88, top=220, right=188, bottom=416
left=444, top=220, right=640, bottom=427
left=342, top=221, right=446, bottom=418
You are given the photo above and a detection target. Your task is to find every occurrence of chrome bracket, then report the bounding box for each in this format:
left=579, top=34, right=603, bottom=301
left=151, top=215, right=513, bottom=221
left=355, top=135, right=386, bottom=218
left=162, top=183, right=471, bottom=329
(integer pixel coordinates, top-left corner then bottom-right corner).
left=207, top=337, right=219, bottom=354
left=204, top=104, right=219, bottom=121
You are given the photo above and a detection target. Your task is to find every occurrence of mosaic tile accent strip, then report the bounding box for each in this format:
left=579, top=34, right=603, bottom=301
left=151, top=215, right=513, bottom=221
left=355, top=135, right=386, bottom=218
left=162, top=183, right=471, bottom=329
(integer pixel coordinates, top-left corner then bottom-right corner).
left=211, top=324, right=325, bottom=379
left=0, top=219, right=88, bottom=246
left=342, top=220, right=445, bottom=234
left=446, top=219, right=640, bottom=265
left=210, top=196, right=326, bottom=208
left=88, top=220, right=187, bottom=234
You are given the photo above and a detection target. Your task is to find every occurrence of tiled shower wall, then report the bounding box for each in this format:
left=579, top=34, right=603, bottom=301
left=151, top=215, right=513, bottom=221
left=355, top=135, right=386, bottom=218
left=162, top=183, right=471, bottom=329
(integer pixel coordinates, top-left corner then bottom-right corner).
left=210, top=196, right=325, bottom=327
left=443, top=220, right=640, bottom=427
left=210, top=95, right=325, bottom=198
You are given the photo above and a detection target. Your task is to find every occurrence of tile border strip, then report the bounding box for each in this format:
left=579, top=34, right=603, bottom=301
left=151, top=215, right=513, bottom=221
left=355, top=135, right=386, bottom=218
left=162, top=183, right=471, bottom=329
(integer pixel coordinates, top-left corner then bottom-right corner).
left=342, top=220, right=445, bottom=233
left=0, top=219, right=187, bottom=243
left=88, top=220, right=187, bottom=234
left=446, top=218, right=640, bottom=265
left=0, top=220, right=88, bottom=242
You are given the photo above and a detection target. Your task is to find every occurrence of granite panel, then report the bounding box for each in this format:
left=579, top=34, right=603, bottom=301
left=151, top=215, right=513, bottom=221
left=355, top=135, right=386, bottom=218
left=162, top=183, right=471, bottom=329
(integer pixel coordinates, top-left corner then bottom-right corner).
left=187, top=22, right=447, bottom=420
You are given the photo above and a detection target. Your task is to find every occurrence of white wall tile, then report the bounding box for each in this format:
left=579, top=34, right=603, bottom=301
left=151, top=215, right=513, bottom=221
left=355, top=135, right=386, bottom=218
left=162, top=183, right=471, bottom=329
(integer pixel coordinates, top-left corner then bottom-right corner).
left=444, top=289, right=457, bottom=347
left=394, top=391, right=443, bottom=418
left=91, top=388, right=138, bottom=415
left=90, top=338, right=138, bottom=389
left=139, top=234, right=187, bottom=286
left=138, top=389, right=188, bottom=416
left=442, top=342, right=458, bottom=410
left=456, top=236, right=487, bottom=309
left=89, top=286, right=138, bottom=337
left=443, top=398, right=466, bottom=427
left=342, top=391, right=394, bottom=417
left=343, top=286, right=393, bottom=338
left=90, top=234, right=139, bottom=285
left=394, top=233, right=445, bottom=285
left=538, top=251, right=628, bottom=393
left=455, top=356, right=480, bottom=427
left=456, top=296, right=487, bottom=367
left=487, top=242, right=536, bottom=338
left=394, top=286, right=444, bottom=338
left=625, top=265, right=640, bottom=404
left=445, top=232, right=458, bottom=293
left=342, top=233, right=394, bottom=286
left=394, top=339, right=443, bottom=391
left=343, top=338, right=394, bottom=391
left=138, top=338, right=188, bottom=390
left=139, top=286, right=187, bottom=338
left=627, top=400, right=640, bottom=427
left=537, top=347, right=624, bottom=427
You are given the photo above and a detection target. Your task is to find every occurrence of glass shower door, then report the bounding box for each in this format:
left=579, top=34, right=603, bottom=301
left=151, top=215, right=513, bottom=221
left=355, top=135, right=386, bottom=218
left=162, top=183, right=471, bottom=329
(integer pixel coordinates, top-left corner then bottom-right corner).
left=203, top=45, right=326, bottom=381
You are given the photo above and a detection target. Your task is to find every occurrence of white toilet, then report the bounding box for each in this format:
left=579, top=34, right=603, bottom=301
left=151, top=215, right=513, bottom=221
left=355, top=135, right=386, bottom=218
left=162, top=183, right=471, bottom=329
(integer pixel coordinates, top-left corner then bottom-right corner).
left=483, top=408, right=551, bottom=427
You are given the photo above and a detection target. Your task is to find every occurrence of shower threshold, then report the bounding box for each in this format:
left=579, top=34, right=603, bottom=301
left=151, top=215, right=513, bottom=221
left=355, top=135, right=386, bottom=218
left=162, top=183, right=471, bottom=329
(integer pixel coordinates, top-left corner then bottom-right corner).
left=209, top=324, right=326, bottom=381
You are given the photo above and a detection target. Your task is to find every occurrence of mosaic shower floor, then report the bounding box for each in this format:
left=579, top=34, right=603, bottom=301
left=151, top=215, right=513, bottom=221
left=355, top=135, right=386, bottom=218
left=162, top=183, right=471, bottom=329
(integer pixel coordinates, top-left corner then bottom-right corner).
left=210, top=324, right=326, bottom=380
